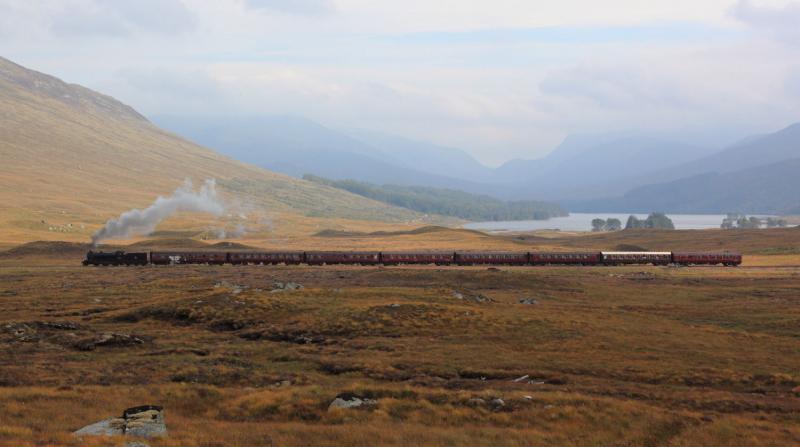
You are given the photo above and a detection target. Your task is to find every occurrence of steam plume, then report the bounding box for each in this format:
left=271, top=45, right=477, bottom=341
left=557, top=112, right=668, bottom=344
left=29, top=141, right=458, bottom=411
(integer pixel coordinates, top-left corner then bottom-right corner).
left=91, top=179, right=224, bottom=246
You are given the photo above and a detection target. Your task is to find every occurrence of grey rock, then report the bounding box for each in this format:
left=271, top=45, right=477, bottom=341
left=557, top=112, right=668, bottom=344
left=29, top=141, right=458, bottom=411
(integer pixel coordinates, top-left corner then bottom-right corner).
left=73, top=418, right=125, bottom=436
left=328, top=393, right=377, bottom=411
left=518, top=298, right=539, bottom=305
left=127, top=442, right=150, bottom=447
left=490, top=398, right=505, bottom=410
left=452, top=291, right=492, bottom=303
left=73, top=405, right=166, bottom=439
left=124, top=406, right=167, bottom=438
left=74, top=333, right=144, bottom=351
left=513, top=374, right=530, bottom=383
left=270, top=281, right=304, bottom=293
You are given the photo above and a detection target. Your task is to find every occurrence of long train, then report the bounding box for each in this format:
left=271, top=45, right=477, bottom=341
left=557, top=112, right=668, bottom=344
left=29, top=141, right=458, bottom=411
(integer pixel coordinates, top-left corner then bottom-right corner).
left=83, top=250, right=742, bottom=267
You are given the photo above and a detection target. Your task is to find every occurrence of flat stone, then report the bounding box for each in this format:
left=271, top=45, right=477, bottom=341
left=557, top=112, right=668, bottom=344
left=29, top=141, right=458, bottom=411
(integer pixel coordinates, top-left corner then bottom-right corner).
left=73, top=418, right=125, bottom=436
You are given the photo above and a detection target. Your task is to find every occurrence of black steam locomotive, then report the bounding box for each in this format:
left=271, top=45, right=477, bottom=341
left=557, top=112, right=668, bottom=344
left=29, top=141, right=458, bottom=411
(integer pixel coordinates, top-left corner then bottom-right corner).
left=83, top=250, right=148, bottom=266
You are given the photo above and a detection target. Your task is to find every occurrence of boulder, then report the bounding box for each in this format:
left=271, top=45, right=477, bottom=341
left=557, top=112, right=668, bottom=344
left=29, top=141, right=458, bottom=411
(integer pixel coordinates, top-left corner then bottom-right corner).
left=74, top=333, right=144, bottom=351
left=270, top=281, right=304, bottom=293
left=74, top=405, right=166, bottom=439
left=73, top=418, right=125, bottom=436
left=124, top=406, right=167, bottom=438
left=328, top=393, right=377, bottom=411
left=490, top=398, right=505, bottom=410
left=518, top=298, right=538, bottom=305
left=452, top=291, right=492, bottom=303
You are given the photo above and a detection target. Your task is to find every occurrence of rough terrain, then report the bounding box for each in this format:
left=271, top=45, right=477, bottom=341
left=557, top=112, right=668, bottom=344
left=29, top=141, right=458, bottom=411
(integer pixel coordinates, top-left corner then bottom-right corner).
left=1, top=228, right=799, bottom=446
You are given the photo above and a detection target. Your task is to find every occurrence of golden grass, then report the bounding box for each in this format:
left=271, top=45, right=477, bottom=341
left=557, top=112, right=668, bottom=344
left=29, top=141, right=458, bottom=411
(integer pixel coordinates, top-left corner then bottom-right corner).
left=1, top=234, right=799, bottom=445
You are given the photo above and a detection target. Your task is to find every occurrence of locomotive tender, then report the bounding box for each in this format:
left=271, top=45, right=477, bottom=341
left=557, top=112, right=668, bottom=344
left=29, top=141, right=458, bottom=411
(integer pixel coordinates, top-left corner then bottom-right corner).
left=83, top=250, right=742, bottom=266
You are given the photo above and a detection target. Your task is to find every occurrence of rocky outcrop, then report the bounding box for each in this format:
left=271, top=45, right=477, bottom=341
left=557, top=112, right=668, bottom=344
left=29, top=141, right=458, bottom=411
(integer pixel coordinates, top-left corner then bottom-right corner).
left=73, top=405, right=166, bottom=439
left=74, top=333, right=144, bottom=351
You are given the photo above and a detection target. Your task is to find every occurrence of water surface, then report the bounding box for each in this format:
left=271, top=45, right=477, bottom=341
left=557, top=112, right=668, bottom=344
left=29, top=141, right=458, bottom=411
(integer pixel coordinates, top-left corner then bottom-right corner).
left=464, top=213, right=732, bottom=232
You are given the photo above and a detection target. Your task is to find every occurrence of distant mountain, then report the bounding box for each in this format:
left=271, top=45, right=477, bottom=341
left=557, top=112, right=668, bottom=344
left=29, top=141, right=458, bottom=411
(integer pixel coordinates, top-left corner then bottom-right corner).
left=567, top=158, right=800, bottom=214
left=153, top=114, right=503, bottom=196
left=648, top=122, right=800, bottom=181
left=343, top=130, right=497, bottom=183
left=565, top=123, right=800, bottom=214
left=496, top=136, right=720, bottom=200
left=0, top=56, right=424, bottom=244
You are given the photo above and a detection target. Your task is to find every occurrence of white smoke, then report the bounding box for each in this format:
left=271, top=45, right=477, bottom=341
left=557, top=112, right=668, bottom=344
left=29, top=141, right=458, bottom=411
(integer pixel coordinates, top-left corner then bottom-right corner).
left=212, top=224, right=247, bottom=240
left=91, top=179, right=225, bottom=246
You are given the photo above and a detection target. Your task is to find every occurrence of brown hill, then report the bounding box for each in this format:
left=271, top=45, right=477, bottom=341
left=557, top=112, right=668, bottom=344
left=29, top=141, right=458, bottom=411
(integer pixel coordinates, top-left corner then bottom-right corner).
left=0, top=56, right=422, bottom=245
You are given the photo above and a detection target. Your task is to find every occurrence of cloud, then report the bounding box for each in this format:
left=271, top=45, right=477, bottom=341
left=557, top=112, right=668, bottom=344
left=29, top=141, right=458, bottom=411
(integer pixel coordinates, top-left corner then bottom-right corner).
left=539, top=65, right=689, bottom=110
left=243, top=0, right=335, bottom=16
left=2, top=0, right=799, bottom=163
left=732, top=0, right=800, bottom=44
left=50, top=0, right=196, bottom=37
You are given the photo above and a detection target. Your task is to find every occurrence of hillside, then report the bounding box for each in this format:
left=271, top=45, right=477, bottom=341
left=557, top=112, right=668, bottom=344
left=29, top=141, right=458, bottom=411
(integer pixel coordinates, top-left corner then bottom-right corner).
left=304, top=175, right=566, bottom=221
left=0, top=57, right=426, bottom=245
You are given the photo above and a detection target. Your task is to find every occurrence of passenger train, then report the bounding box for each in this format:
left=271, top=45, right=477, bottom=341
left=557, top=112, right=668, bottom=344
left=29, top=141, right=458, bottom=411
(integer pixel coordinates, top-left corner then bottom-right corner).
left=83, top=250, right=742, bottom=266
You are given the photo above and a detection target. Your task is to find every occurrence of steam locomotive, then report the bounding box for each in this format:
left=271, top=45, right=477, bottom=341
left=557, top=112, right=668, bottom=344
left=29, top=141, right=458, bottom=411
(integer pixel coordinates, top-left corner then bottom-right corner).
left=83, top=250, right=742, bottom=266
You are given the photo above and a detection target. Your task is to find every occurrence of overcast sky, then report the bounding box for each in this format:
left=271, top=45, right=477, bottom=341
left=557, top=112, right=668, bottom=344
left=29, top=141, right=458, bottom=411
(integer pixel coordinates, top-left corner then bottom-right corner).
left=1, top=0, right=799, bottom=165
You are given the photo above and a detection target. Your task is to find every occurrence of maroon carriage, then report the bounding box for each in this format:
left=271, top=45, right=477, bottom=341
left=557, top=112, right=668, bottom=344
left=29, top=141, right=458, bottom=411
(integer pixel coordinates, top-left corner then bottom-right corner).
left=601, top=252, right=672, bottom=265
left=305, top=251, right=380, bottom=265
left=672, top=252, right=741, bottom=266
left=454, top=251, right=528, bottom=266
left=228, top=251, right=304, bottom=265
left=529, top=252, right=601, bottom=265
left=150, top=251, right=228, bottom=265
left=380, top=252, right=455, bottom=265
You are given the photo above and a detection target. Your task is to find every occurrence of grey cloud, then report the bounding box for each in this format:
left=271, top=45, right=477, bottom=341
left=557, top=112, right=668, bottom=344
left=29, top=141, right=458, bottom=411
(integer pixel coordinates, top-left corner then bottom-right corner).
left=50, top=0, right=196, bottom=37
left=732, top=0, right=800, bottom=44
left=244, top=0, right=335, bottom=16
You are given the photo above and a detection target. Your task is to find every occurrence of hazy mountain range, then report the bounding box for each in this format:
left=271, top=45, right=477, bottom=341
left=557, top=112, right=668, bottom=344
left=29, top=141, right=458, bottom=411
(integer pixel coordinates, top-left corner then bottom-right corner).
left=155, top=113, right=800, bottom=215
left=152, top=115, right=499, bottom=196
left=566, top=123, right=800, bottom=214
left=3, top=52, right=799, bottom=231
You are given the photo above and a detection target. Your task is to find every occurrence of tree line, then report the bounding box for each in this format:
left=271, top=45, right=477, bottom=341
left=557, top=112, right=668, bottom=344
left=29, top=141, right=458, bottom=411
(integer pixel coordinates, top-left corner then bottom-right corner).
left=592, top=213, right=675, bottom=232
left=721, top=214, right=788, bottom=229
left=304, top=175, right=567, bottom=221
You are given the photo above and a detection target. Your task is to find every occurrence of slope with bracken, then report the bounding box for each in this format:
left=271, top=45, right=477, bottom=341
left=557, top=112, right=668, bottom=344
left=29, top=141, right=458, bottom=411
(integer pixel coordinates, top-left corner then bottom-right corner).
left=0, top=56, right=429, bottom=246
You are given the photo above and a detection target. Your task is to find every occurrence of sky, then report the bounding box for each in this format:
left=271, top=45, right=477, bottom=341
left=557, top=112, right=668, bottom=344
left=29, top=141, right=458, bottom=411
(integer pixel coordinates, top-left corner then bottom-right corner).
left=1, top=0, right=799, bottom=166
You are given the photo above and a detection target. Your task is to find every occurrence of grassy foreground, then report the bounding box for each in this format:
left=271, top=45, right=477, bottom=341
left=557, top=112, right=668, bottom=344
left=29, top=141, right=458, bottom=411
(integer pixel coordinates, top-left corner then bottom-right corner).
left=1, top=231, right=799, bottom=446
